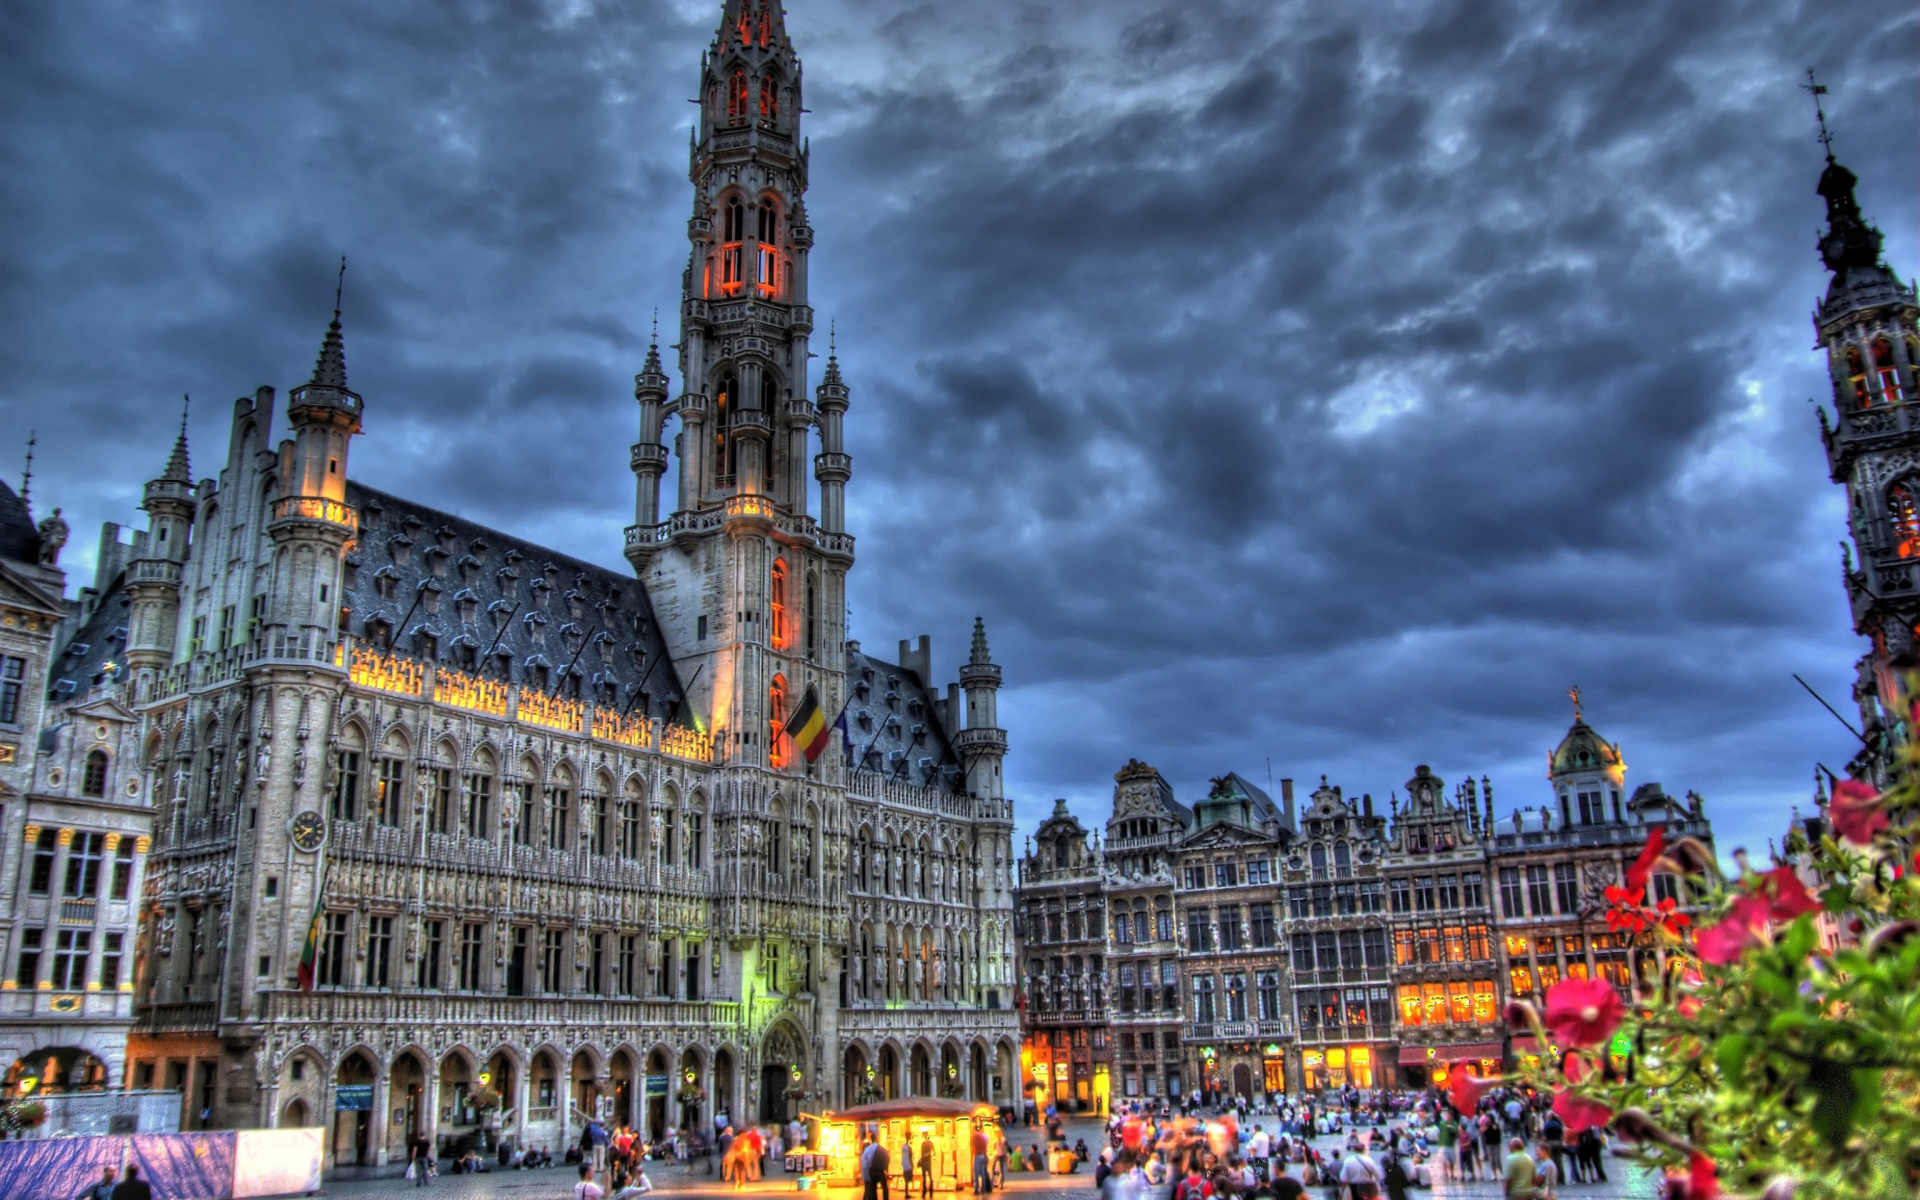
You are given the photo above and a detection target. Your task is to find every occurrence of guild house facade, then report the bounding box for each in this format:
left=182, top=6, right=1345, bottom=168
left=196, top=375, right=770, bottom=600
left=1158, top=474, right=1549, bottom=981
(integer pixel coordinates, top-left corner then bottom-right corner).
left=1013, top=708, right=1715, bottom=1104
left=2, top=0, right=1018, bottom=1168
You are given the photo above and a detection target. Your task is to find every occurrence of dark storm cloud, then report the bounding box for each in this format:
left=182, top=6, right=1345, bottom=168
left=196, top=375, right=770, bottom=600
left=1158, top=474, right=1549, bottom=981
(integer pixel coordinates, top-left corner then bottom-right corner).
left=3, top=0, right=1912, bottom=858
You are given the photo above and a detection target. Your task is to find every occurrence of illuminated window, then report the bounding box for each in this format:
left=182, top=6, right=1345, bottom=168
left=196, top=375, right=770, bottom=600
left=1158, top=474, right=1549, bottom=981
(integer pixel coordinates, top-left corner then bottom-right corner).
left=1422, top=982, right=1448, bottom=1026
left=721, top=200, right=745, bottom=295
left=728, top=70, right=748, bottom=121
left=1874, top=338, right=1904, bottom=403
left=759, top=7, right=772, bottom=45
left=1846, top=346, right=1870, bottom=407
left=770, top=559, right=791, bottom=649
left=760, top=75, right=778, bottom=119
left=768, top=674, right=789, bottom=769
left=1397, top=984, right=1422, bottom=1026
left=1894, top=483, right=1920, bottom=559
left=1472, top=980, right=1497, bottom=1022
left=756, top=200, right=780, bottom=297
left=1448, top=981, right=1473, bottom=1023
left=1393, top=929, right=1414, bottom=966
left=714, top=373, right=739, bottom=483
left=1509, top=964, right=1533, bottom=996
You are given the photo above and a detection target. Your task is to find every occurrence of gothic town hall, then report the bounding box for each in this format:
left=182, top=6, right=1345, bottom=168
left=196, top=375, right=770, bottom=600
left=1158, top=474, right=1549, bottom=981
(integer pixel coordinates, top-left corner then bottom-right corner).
left=1, top=0, right=1020, bottom=1168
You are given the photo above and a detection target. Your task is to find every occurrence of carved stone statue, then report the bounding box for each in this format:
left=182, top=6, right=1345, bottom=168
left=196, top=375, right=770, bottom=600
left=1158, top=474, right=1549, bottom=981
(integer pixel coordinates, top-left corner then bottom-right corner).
left=36, top=508, right=68, bottom=565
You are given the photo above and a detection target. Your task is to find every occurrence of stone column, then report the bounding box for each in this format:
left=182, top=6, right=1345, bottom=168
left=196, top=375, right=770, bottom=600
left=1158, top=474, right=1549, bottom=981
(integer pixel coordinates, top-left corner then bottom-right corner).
left=424, top=1062, right=442, bottom=1156
left=371, top=1064, right=391, bottom=1166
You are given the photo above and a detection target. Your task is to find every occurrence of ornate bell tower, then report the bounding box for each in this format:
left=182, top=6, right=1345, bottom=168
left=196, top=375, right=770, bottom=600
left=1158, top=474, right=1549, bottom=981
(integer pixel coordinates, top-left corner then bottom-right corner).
left=1811, top=87, right=1920, bottom=782
left=628, top=0, right=852, bottom=771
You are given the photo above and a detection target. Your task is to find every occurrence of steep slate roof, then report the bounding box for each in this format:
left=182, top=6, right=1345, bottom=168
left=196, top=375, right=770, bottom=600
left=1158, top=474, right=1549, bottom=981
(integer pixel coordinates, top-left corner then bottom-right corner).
left=344, top=482, right=687, bottom=721
left=843, top=648, right=963, bottom=792
left=0, top=480, right=38, bottom=566
left=48, top=573, right=130, bottom=700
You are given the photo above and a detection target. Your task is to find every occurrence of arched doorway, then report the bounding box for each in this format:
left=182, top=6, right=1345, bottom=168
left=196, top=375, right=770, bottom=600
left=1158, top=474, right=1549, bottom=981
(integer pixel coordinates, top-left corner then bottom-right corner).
left=843, top=1045, right=871, bottom=1106
left=334, top=1052, right=376, bottom=1167
left=284, top=1098, right=310, bottom=1128
left=969, top=1044, right=988, bottom=1102
left=610, top=1050, right=635, bottom=1131
left=531, top=1051, right=562, bottom=1130
left=678, top=1049, right=705, bottom=1132
left=712, top=1048, right=735, bottom=1127
left=909, top=1043, right=932, bottom=1097
left=571, top=1050, right=600, bottom=1139
left=759, top=1023, right=805, bottom=1125
left=441, top=1052, right=477, bottom=1152
left=4, top=1047, right=110, bottom=1096
left=645, top=1050, right=671, bottom=1140
left=940, top=1043, right=961, bottom=1099
left=484, top=1051, right=518, bottom=1151
left=389, top=1052, right=427, bottom=1161
left=877, top=1045, right=900, bottom=1101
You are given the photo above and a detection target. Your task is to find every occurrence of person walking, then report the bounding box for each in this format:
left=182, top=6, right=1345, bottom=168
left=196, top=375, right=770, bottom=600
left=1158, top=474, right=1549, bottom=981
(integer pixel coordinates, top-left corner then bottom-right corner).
left=1338, top=1147, right=1383, bottom=1200
left=971, top=1123, right=991, bottom=1195
left=1501, top=1138, right=1538, bottom=1200
left=918, top=1132, right=935, bottom=1199
left=410, top=1133, right=434, bottom=1187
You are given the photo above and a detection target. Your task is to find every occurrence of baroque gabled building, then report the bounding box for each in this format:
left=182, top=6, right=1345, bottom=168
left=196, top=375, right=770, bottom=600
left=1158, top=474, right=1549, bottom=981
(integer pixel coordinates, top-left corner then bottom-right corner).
left=1098, top=761, right=1187, bottom=1106
left=5, top=0, right=1017, bottom=1168
left=1014, top=800, right=1109, bottom=1113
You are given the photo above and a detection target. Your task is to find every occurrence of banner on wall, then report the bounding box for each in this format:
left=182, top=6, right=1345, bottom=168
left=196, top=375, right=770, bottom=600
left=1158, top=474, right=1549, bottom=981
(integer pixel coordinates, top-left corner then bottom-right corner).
left=0, top=1135, right=128, bottom=1200
left=233, top=1129, right=323, bottom=1198
left=131, top=1132, right=237, bottom=1200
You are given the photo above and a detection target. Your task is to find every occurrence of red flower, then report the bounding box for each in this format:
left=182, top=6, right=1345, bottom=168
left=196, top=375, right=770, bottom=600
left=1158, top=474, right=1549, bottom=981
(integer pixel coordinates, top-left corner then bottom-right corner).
left=1551, top=1089, right=1612, bottom=1134
left=1542, top=978, right=1625, bottom=1048
left=1828, top=780, right=1888, bottom=845
left=1689, top=1151, right=1719, bottom=1200
left=1696, top=895, right=1770, bottom=965
left=1755, top=866, right=1820, bottom=921
left=1626, top=824, right=1667, bottom=894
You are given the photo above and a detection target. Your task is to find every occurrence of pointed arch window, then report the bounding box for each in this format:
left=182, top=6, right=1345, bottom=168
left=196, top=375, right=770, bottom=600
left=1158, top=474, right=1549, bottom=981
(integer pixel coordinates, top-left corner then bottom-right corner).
left=728, top=70, right=748, bottom=122
left=721, top=198, right=745, bottom=295
left=1891, top=482, right=1920, bottom=558
left=768, top=674, right=789, bottom=768
left=759, top=6, right=772, bottom=47
left=804, top=573, right=818, bottom=660
left=714, top=373, right=739, bottom=486
left=770, top=559, right=792, bottom=650
left=760, top=75, right=779, bottom=120
left=756, top=200, right=780, bottom=298
left=1846, top=346, right=1870, bottom=408
left=736, top=8, right=752, bottom=45
left=1873, top=338, right=1905, bottom=404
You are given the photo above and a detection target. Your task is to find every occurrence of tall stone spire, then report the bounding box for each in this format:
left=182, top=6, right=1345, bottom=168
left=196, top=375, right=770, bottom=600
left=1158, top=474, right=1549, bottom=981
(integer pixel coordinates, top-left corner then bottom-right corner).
left=163, top=394, right=192, bottom=483
left=970, top=615, right=991, bottom=664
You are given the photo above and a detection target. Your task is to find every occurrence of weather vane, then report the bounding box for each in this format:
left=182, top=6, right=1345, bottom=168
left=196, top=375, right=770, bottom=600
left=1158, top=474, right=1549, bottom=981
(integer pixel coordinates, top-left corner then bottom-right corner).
left=1567, top=685, right=1582, bottom=719
left=20, top=430, right=35, bottom=512
left=1802, top=69, right=1834, bottom=162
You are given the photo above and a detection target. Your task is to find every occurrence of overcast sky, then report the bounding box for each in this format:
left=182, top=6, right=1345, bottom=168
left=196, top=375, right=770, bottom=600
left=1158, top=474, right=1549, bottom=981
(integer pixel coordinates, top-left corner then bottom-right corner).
left=4, top=0, right=1915, bottom=860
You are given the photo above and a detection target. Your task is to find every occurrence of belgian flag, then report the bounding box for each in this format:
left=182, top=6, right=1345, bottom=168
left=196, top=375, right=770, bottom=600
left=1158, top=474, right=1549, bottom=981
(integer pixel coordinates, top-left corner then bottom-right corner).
left=784, top=688, right=833, bottom=764
left=296, top=865, right=327, bottom=992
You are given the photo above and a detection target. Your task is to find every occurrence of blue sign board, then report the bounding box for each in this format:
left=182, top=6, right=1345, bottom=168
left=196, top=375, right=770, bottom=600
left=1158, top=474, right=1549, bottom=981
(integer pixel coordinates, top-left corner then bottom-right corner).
left=336, top=1084, right=374, bottom=1111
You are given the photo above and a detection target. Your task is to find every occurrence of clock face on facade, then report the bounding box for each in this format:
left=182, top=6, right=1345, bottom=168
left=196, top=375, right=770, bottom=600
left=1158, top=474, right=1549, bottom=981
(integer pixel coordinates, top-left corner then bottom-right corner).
left=288, top=810, right=327, bottom=853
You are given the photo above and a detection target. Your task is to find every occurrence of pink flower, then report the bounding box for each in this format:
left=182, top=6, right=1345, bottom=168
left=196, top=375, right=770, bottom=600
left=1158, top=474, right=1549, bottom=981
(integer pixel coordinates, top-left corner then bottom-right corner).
left=1542, top=978, right=1625, bottom=1048
left=1552, top=1089, right=1612, bottom=1134
left=1696, top=895, right=1770, bottom=965
left=1828, top=780, right=1888, bottom=845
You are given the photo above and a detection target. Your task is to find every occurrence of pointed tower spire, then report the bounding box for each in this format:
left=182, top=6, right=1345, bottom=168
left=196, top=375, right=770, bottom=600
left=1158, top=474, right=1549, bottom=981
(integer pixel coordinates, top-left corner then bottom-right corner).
left=311, top=257, right=349, bottom=389
left=163, top=394, right=192, bottom=483
left=643, top=310, right=664, bottom=376
left=18, top=431, right=34, bottom=516
left=970, top=615, right=992, bottom=665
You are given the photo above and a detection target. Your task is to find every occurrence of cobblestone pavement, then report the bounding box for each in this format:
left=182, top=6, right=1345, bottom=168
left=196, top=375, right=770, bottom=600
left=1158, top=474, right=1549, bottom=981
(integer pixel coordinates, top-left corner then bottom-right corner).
left=317, top=1116, right=1664, bottom=1200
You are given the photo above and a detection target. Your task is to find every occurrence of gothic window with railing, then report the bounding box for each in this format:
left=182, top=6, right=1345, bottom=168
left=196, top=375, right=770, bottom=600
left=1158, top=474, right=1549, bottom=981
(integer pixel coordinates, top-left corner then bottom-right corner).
left=1874, top=338, right=1904, bottom=403
left=756, top=200, right=780, bottom=297
left=1847, top=346, right=1871, bottom=407
left=714, top=373, right=739, bottom=484
left=721, top=201, right=745, bottom=295
left=770, top=559, right=792, bottom=650
left=768, top=674, right=789, bottom=769
left=1891, top=483, right=1920, bottom=558
left=727, top=70, right=748, bottom=123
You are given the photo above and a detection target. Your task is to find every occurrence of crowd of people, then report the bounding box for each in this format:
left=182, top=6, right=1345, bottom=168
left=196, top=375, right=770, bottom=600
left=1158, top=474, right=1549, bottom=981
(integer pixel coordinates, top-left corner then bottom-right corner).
left=1076, top=1082, right=1617, bottom=1200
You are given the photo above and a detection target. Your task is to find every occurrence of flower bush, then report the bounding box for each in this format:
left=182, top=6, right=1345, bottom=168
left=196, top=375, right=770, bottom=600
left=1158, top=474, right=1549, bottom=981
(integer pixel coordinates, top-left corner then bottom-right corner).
left=1506, top=757, right=1920, bottom=1199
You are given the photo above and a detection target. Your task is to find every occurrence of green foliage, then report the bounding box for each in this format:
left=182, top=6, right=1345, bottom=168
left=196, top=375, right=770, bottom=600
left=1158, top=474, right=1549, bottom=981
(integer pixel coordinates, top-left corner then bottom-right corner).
left=1511, top=757, right=1920, bottom=1199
